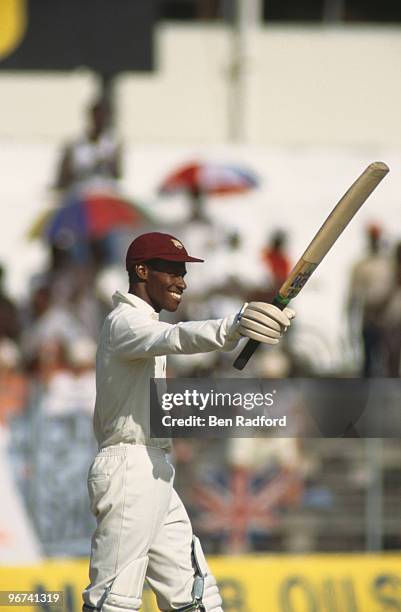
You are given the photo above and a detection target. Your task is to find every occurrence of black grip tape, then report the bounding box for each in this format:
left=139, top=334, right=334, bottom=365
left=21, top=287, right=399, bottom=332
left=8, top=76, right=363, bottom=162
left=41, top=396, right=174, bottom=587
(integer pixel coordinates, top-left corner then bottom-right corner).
left=233, top=339, right=260, bottom=371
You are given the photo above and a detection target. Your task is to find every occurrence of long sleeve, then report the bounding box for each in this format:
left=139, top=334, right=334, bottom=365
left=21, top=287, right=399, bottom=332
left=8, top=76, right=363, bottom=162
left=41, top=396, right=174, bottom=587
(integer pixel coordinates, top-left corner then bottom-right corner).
left=110, top=312, right=240, bottom=359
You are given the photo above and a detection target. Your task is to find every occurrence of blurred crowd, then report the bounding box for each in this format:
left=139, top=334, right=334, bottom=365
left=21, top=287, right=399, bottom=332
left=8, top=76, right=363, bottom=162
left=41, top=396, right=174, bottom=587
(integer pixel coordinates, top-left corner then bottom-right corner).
left=1, top=96, right=401, bottom=560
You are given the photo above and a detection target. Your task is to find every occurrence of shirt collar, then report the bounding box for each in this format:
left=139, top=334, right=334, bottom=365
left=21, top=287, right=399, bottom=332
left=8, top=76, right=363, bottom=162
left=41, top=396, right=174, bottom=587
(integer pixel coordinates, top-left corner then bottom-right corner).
left=112, top=291, right=158, bottom=317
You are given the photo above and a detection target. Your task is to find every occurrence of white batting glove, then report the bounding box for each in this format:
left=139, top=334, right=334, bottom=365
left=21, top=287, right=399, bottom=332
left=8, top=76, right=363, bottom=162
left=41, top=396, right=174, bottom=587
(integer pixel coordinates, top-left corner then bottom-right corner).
left=237, top=302, right=296, bottom=344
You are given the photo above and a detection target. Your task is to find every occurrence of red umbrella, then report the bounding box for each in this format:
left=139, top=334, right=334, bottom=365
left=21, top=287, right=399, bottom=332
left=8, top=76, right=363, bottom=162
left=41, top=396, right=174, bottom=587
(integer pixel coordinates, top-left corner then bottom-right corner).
left=159, top=161, right=259, bottom=197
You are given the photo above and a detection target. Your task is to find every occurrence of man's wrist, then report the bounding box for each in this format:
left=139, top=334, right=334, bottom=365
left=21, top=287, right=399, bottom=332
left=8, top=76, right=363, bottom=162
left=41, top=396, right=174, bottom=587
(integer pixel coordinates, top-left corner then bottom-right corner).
left=234, top=302, right=248, bottom=325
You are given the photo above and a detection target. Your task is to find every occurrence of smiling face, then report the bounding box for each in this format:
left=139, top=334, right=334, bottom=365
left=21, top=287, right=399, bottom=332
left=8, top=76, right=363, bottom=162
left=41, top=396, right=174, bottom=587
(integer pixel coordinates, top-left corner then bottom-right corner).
left=133, top=259, right=187, bottom=312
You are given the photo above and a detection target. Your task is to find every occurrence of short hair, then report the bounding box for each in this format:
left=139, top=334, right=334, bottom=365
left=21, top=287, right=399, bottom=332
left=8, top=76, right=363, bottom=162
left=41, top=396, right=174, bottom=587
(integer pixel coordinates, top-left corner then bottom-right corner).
left=128, top=267, right=140, bottom=286
left=128, top=259, right=171, bottom=286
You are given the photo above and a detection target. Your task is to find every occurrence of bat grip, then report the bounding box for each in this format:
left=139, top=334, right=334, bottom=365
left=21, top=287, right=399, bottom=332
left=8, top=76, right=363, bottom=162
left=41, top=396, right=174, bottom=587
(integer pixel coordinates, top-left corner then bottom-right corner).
left=232, top=294, right=289, bottom=371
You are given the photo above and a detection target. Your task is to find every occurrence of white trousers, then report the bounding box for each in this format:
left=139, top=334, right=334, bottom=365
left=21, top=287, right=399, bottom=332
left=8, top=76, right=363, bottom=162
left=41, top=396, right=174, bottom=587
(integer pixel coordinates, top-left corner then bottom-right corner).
left=83, top=444, right=199, bottom=611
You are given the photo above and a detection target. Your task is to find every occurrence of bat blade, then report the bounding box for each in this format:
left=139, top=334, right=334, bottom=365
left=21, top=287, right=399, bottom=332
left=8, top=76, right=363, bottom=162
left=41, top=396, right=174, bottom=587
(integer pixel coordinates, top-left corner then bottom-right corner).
left=233, top=161, right=389, bottom=371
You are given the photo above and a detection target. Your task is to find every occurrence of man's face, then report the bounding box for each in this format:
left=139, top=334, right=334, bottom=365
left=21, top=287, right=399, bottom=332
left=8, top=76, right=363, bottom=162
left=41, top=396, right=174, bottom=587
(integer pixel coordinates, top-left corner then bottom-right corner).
left=144, top=260, right=187, bottom=312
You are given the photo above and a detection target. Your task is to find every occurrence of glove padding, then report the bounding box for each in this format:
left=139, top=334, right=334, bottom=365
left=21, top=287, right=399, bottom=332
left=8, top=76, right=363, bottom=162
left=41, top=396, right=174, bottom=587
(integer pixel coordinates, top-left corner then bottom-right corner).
left=237, top=302, right=295, bottom=344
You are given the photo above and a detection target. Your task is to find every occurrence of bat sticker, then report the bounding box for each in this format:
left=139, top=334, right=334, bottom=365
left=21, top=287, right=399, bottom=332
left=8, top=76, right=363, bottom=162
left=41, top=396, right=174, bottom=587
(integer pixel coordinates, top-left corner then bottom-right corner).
left=286, top=266, right=317, bottom=298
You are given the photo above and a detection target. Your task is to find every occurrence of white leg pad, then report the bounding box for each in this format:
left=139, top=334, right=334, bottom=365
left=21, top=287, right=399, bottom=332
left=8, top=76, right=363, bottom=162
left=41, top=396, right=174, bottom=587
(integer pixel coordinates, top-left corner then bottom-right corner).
left=101, top=556, right=148, bottom=612
left=191, top=537, right=223, bottom=612
left=202, top=574, right=223, bottom=612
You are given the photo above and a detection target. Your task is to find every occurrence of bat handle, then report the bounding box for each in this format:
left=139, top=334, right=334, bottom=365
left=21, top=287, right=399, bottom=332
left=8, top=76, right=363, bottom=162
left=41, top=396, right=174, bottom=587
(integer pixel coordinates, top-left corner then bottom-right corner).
left=232, top=294, right=290, bottom=371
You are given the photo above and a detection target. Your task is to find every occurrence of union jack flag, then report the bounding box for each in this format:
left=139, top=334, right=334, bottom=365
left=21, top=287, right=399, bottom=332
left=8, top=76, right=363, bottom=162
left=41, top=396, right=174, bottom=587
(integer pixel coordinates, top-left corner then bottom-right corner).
left=192, top=466, right=302, bottom=553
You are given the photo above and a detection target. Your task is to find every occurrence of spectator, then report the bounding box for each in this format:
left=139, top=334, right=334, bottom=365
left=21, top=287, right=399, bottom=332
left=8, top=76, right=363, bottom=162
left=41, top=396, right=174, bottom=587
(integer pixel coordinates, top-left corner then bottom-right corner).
left=33, top=336, right=97, bottom=417
left=67, top=337, right=97, bottom=415
left=21, top=285, right=86, bottom=368
left=347, top=224, right=393, bottom=377
left=261, top=229, right=291, bottom=296
left=208, top=231, right=259, bottom=319
left=53, top=96, right=125, bottom=270
left=68, top=270, right=104, bottom=340
left=36, top=338, right=76, bottom=416
left=381, top=242, right=401, bottom=377
left=55, top=96, right=122, bottom=191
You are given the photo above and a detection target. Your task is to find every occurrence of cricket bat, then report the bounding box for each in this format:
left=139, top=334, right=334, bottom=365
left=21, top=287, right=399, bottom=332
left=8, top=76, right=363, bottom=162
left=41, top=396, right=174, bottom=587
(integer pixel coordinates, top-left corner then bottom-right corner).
left=233, top=161, right=390, bottom=371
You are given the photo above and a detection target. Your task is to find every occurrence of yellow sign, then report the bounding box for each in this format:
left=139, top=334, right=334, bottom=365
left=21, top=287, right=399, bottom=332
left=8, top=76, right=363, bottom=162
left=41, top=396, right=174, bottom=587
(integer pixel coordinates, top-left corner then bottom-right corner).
left=0, top=554, right=400, bottom=611
left=0, top=0, right=27, bottom=60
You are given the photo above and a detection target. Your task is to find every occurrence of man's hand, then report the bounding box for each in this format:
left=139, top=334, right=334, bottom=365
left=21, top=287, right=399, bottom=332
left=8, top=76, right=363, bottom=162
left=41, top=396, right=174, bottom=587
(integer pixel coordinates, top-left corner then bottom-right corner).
left=237, top=302, right=295, bottom=344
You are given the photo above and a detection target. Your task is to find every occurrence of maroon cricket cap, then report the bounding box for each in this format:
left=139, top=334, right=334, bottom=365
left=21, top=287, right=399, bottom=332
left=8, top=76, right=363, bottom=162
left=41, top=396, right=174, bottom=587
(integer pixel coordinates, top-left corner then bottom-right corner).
left=125, top=232, right=204, bottom=270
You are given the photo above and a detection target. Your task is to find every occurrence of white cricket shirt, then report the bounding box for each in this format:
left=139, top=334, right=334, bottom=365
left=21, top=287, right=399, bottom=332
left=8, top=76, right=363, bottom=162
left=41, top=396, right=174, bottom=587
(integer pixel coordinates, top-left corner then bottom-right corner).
left=93, top=291, right=240, bottom=449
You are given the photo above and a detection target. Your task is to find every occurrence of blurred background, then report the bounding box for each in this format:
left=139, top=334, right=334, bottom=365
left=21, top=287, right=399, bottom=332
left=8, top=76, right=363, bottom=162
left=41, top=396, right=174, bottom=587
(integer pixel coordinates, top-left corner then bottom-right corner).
left=0, top=1, right=401, bottom=610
